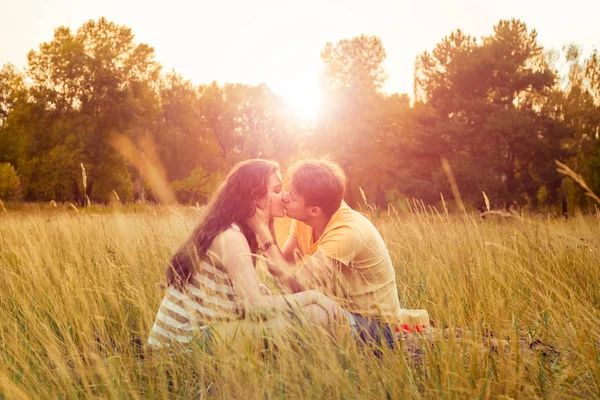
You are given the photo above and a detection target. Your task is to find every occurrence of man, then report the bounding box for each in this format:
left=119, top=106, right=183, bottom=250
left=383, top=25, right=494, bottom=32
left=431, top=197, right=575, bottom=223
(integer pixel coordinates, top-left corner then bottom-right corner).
left=252, top=159, right=429, bottom=348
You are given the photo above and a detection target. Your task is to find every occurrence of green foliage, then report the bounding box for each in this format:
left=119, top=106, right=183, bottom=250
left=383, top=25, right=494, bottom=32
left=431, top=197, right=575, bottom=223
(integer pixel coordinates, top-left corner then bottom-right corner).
left=555, top=46, right=600, bottom=210
left=25, top=135, right=82, bottom=202
left=0, top=64, right=26, bottom=128
left=171, top=166, right=223, bottom=204
left=88, top=155, right=134, bottom=203
left=0, top=162, right=20, bottom=199
left=3, top=18, right=160, bottom=203
left=1, top=17, right=599, bottom=211
left=406, top=19, right=571, bottom=207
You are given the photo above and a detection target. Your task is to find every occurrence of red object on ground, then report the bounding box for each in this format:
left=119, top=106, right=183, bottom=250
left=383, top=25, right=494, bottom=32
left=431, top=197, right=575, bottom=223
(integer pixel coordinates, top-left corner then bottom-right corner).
left=397, top=324, right=428, bottom=333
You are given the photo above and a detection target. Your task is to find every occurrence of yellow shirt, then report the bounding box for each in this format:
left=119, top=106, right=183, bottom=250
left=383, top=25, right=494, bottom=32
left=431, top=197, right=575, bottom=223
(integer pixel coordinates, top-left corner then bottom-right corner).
left=290, top=202, right=404, bottom=324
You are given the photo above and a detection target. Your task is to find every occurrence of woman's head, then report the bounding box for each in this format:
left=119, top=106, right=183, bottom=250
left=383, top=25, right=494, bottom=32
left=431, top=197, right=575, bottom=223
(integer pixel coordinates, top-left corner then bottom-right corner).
left=166, top=159, right=283, bottom=288
left=211, top=159, right=285, bottom=221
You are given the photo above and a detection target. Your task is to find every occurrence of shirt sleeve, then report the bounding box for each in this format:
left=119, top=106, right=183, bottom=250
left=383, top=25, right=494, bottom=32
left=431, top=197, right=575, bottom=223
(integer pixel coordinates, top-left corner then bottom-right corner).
left=316, top=225, right=364, bottom=266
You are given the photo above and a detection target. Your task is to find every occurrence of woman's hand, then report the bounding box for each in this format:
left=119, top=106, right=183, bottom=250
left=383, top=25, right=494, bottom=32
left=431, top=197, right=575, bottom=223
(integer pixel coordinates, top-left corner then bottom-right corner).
left=258, top=283, right=272, bottom=296
left=313, top=292, right=340, bottom=322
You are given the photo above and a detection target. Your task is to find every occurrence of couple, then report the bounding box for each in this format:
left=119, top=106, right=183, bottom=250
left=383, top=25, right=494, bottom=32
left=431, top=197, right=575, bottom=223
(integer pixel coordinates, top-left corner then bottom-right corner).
left=148, top=159, right=428, bottom=350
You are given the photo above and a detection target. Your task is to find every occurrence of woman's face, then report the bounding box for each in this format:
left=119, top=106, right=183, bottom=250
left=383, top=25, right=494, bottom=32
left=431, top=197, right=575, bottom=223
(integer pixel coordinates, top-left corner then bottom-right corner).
left=256, top=171, right=286, bottom=218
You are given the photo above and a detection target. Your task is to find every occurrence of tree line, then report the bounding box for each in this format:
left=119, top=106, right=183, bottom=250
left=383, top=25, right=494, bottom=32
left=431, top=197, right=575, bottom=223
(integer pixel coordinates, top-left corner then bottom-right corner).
left=0, top=17, right=598, bottom=212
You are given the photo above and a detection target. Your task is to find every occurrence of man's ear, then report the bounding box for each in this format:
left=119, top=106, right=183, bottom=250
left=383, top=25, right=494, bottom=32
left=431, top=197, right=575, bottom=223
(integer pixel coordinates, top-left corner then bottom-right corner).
left=308, top=207, right=322, bottom=217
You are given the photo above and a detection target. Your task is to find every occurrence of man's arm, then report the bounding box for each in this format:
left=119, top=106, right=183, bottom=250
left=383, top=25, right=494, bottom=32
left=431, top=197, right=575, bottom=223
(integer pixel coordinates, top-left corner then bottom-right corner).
left=265, top=247, right=341, bottom=294
left=255, top=223, right=343, bottom=293
left=292, top=250, right=344, bottom=294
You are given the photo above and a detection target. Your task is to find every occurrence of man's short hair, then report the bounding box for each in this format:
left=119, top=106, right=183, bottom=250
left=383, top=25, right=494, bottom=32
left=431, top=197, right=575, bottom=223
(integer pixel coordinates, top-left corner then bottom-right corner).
left=288, top=159, right=346, bottom=217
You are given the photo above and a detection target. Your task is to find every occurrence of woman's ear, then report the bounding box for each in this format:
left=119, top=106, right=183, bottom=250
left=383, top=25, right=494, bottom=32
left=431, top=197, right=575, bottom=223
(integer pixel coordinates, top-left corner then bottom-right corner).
left=255, top=197, right=267, bottom=210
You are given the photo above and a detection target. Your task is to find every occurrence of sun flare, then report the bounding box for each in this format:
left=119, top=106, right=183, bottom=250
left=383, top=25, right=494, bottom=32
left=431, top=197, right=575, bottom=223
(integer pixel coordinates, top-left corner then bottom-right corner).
left=277, top=80, right=322, bottom=121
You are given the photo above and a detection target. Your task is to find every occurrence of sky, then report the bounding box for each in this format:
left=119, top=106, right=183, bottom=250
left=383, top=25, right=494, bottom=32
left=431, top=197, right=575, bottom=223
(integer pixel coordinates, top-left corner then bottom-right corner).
left=1, top=0, right=599, bottom=118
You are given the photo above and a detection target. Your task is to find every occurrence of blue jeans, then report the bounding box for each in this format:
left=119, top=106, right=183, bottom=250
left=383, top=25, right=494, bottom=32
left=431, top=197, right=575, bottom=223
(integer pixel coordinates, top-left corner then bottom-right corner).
left=345, top=311, right=396, bottom=351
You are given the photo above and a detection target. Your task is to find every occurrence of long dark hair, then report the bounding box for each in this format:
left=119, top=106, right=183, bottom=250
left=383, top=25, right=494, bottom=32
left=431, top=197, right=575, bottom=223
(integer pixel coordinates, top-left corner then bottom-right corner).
left=166, top=159, right=279, bottom=289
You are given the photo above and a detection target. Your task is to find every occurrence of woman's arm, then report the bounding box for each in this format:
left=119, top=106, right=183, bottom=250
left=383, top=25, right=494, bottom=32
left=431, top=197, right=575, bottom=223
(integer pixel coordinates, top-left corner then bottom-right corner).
left=250, top=222, right=306, bottom=291
left=210, top=229, right=338, bottom=319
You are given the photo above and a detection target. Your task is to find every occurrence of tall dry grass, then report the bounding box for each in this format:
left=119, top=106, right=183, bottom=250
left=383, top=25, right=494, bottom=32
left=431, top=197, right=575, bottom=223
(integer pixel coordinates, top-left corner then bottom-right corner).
left=0, top=204, right=599, bottom=398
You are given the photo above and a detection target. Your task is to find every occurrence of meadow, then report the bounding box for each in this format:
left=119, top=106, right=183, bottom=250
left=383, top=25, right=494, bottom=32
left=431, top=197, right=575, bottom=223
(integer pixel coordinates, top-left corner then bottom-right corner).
left=0, top=202, right=599, bottom=399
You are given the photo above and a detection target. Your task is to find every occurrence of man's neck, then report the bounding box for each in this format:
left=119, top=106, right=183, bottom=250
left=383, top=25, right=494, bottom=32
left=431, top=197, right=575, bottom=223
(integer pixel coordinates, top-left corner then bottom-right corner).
left=306, top=216, right=331, bottom=243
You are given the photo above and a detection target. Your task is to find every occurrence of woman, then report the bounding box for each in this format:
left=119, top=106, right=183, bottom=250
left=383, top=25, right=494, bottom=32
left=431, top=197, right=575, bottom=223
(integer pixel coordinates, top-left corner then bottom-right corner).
left=148, top=159, right=339, bottom=349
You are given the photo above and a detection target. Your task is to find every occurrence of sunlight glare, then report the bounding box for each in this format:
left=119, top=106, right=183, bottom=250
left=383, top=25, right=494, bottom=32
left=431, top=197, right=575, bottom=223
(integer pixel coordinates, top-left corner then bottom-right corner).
left=277, top=79, right=322, bottom=121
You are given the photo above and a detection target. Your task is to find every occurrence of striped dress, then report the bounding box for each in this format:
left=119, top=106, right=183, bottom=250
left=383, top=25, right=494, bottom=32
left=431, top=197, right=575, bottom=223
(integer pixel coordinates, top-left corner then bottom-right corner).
left=147, top=227, right=242, bottom=349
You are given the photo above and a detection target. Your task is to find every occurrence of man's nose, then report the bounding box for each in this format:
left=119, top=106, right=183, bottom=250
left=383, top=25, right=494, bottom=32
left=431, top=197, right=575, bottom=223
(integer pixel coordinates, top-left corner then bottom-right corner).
left=282, top=192, right=290, bottom=203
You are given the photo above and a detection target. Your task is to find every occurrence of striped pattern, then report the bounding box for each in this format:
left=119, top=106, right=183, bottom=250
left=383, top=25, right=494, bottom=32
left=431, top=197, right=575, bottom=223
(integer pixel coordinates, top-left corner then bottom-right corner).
left=148, top=260, right=240, bottom=348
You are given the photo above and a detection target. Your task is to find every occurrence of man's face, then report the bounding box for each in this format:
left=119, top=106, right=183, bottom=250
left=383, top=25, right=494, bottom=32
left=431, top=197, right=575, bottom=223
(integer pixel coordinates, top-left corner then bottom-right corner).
left=283, top=183, right=311, bottom=221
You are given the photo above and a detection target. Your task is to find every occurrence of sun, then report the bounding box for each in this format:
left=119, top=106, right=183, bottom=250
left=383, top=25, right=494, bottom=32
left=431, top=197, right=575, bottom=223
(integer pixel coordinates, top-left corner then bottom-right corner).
left=276, top=79, right=322, bottom=121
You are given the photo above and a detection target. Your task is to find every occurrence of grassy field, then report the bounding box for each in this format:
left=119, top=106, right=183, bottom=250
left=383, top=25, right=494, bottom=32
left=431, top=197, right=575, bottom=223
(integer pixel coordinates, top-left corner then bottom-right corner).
left=0, top=203, right=599, bottom=399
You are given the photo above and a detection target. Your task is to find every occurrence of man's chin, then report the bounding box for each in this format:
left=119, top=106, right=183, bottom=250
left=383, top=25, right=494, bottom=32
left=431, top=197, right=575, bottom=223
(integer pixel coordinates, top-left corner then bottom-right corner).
left=284, top=210, right=299, bottom=220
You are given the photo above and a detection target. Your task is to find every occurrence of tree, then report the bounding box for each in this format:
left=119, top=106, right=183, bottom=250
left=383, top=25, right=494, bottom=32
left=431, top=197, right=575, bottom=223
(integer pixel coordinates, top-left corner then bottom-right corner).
left=0, top=163, right=20, bottom=200
left=558, top=46, right=600, bottom=210
left=197, top=82, right=300, bottom=167
left=171, top=166, right=223, bottom=204
left=155, top=76, right=302, bottom=203
left=155, top=73, right=222, bottom=183
left=16, top=17, right=161, bottom=202
left=320, top=35, right=387, bottom=92
left=585, top=49, right=600, bottom=102
left=315, top=35, right=395, bottom=207
left=0, top=64, right=29, bottom=168
left=410, top=19, right=569, bottom=208
left=0, top=64, right=26, bottom=128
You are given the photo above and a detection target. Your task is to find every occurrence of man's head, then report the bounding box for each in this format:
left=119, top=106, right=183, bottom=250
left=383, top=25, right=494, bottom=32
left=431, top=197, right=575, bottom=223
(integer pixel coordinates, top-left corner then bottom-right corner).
left=284, top=159, right=346, bottom=222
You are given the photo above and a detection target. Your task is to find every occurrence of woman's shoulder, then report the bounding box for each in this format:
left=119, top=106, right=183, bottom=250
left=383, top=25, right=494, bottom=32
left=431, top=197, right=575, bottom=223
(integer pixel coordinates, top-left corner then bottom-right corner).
left=206, top=225, right=252, bottom=271
left=210, top=224, right=249, bottom=252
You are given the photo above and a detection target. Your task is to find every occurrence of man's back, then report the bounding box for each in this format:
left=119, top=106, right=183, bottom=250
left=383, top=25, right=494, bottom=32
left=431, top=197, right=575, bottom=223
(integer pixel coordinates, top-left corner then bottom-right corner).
left=290, top=202, right=403, bottom=324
